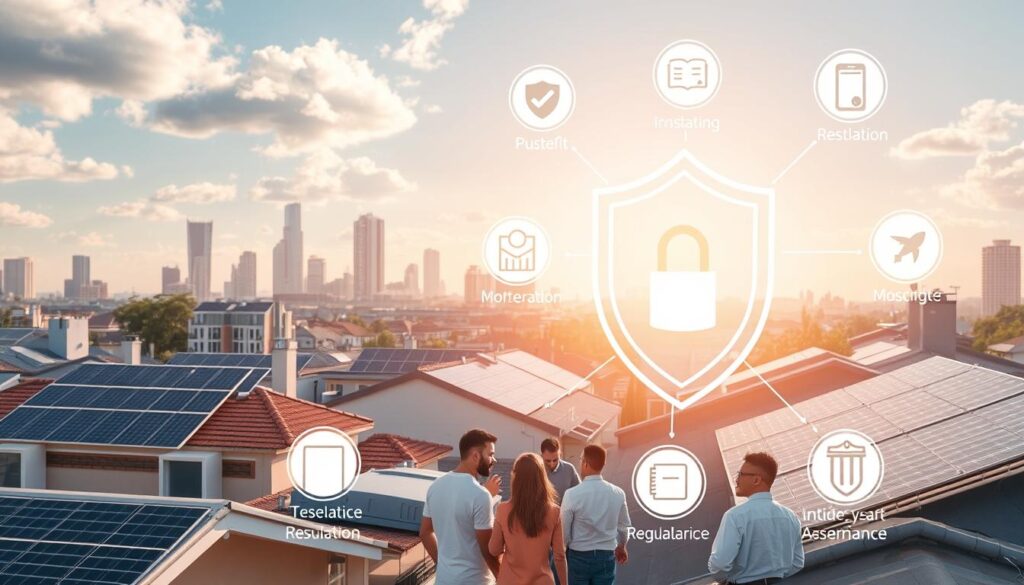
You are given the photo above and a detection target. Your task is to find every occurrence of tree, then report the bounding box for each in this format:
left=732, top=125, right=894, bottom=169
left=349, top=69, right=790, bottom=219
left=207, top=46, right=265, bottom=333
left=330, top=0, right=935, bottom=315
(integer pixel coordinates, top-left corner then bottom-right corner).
left=972, top=305, right=1024, bottom=352
left=750, top=307, right=853, bottom=365
left=344, top=315, right=367, bottom=328
left=362, top=330, right=396, bottom=348
left=113, top=294, right=195, bottom=362
left=420, top=338, right=447, bottom=349
left=370, top=319, right=388, bottom=334
left=0, top=308, right=12, bottom=328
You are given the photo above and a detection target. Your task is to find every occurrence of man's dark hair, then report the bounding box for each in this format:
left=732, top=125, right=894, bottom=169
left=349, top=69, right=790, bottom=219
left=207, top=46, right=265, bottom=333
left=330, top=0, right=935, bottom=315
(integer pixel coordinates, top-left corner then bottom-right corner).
left=540, top=437, right=560, bottom=453
left=582, top=444, right=606, bottom=472
left=459, top=429, right=497, bottom=459
left=744, top=452, right=779, bottom=485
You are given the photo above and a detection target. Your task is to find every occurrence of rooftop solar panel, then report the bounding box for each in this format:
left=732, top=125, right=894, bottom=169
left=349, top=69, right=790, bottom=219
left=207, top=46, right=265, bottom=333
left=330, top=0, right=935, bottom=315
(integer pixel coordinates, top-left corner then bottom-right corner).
left=0, top=329, right=34, bottom=346
left=348, top=348, right=479, bottom=375
left=167, top=352, right=314, bottom=371
left=0, top=495, right=211, bottom=585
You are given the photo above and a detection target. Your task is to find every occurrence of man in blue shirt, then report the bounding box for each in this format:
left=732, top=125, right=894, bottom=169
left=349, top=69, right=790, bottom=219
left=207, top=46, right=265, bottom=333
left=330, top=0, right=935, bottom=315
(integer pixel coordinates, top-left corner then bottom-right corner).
left=708, top=452, right=803, bottom=585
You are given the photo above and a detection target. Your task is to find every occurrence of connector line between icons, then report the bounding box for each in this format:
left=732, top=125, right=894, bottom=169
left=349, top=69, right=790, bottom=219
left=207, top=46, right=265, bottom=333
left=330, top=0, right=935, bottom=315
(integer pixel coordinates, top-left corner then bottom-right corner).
left=571, top=145, right=610, bottom=185
left=669, top=403, right=676, bottom=439
left=771, top=139, right=818, bottom=185
left=742, top=359, right=819, bottom=433
left=543, top=355, right=617, bottom=408
left=782, top=249, right=863, bottom=255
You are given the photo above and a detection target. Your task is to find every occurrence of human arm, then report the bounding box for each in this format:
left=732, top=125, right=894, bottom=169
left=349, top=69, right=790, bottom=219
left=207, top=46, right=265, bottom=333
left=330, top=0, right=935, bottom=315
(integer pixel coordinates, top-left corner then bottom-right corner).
left=419, top=517, right=438, bottom=564
left=477, top=529, right=501, bottom=577
left=560, top=490, right=575, bottom=550
left=488, top=506, right=506, bottom=558
left=785, top=518, right=805, bottom=577
left=474, top=489, right=501, bottom=578
left=552, top=509, right=568, bottom=584
left=707, top=512, right=741, bottom=575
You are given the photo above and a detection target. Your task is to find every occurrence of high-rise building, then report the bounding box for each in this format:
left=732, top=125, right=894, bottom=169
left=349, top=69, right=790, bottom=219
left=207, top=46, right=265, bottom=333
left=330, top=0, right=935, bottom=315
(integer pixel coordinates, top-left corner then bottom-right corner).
left=404, top=263, right=419, bottom=295
left=354, top=214, right=385, bottom=300
left=63, top=255, right=93, bottom=300
left=162, top=266, right=183, bottom=295
left=307, top=256, right=326, bottom=294
left=464, top=265, right=495, bottom=305
left=2, top=258, right=34, bottom=300
left=237, top=251, right=257, bottom=299
left=342, top=271, right=354, bottom=300
left=187, top=220, right=213, bottom=302
left=273, top=203, right=304, bottom=295
left=982, top=239, right=1021, bottom=317
left=423, top=248, right=440, bottom=298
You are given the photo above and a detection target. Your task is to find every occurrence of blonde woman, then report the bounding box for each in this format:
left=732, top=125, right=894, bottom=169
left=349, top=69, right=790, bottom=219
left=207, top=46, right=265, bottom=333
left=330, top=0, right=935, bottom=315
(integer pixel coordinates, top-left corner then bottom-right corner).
left=489, top=453, right=568, bottom=585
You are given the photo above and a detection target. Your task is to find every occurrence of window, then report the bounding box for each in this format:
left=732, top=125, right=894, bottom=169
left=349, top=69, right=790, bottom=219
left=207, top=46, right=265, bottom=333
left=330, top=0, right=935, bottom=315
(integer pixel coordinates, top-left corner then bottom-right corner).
left=165, top=460, right=203, bottom=498
left=328, top=557, right=346, bottom=585
left=0, top=453, right=21, bottom=488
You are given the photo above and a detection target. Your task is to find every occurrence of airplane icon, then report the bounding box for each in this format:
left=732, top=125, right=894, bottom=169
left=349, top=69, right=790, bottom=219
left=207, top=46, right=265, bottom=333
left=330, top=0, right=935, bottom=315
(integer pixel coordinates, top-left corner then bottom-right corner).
left=891, top=232, right=925, bottom=263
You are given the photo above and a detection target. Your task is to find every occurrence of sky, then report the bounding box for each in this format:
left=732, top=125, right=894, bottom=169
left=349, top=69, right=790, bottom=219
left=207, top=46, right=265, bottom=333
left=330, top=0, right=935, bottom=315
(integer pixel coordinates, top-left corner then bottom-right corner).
left=0, top=0, right=1022, bottom=300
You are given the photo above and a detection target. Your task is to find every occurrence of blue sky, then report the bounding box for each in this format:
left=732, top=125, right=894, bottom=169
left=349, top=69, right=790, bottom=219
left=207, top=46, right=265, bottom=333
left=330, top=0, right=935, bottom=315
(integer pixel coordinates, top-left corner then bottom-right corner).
left=1, top=0, right=1022, bottom=299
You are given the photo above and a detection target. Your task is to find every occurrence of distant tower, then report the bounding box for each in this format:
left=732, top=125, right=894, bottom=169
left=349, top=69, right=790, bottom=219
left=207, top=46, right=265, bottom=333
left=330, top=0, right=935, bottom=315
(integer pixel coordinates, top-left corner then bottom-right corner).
left=354, top=214, right=385, bottom=300
left=423, top=248, right=440, bottom=298
left=982, top=239, right=1021, bottom=317
left=186, top=220, right=213, bottom=301
left=273, top=203, right=304, bottom=295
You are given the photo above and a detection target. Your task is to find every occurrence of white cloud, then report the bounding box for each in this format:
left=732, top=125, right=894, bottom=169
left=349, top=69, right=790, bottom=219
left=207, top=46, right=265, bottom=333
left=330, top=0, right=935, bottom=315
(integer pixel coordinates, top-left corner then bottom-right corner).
left=205, top=0, right=224, bottom=12
left=892, top=99, right=1024, bottom=160
left=152, top=182, right=236, bottom=204
left=384, top=0, right=469, bottom=71
left=0, top=202, right=51, bottom=227
left=250, top=149, right=416, bottom=202
left=98, top=199, right=181, bottom=222
left=941, top=142, right=1024, bottom=209
left=0, top=0, right=237, bottom=121
left=424, top=103, right=443, bottom=114
left=116, top=100, right=147, bottom=126
left=59, top=230, right=115, bottom=247
left=148, top=38, right=416, bottom=157
left=0, top=111, right=119, bottom=183
left=926, top=207, right=1007, bottom=229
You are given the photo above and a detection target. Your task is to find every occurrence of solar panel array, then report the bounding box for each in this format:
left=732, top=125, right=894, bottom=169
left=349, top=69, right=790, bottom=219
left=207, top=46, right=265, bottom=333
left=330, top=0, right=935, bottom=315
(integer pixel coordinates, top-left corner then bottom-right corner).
left=0, top=495, right=211, bottom=584
left=716, top=356, right=1024, bottom=524
left=0, top=363, right=267, bottom=449
left=167, top=352, right=314, bottom=371
left=0, top=329, right=34, bottom=347
left=347, top=348, right=479, bottom=374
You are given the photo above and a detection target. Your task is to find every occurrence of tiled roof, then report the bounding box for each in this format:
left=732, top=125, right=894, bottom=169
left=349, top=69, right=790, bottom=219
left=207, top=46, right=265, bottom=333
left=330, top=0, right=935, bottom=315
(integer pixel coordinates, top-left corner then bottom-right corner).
left=187, top=388, right=373, bottom=450
left=246, top=489, right=422, bottom=552
left=0, top=380, right=372, bottom=451
left=358, top=434, right=452, bottom=473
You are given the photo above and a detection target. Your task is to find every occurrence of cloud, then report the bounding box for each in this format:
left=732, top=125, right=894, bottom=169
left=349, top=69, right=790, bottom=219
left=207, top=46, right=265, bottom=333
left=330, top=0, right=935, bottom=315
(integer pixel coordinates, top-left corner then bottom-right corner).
left=147, top=38, right=416, bottom=156
left=0, top=202, right=51, bottom=227
left=926, top=207, right=1007, bottom=230
left=941, top=142, right=1024, bottom=209
left=424, top=103, right=443, bottom=114
left=59, top=230, right=115, bottom=247
left=250, top=149, right=415, bottom=202
left=152, top=182, right=236, bottom=204
left=0, top=0, right=236, bottom=121
left=892, top=99, right=1024, bottom=160
left=382, top=0, right=469, bottom=71
left=205, top=0, right=224, bottom=12
left=0, top=111, right=119, bottom=182
left=98, top=199, right=181, bottom=222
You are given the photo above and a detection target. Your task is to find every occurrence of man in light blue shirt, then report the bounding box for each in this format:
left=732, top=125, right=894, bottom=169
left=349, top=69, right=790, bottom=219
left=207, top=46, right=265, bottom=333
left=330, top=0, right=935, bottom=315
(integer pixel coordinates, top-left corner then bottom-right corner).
left=561, top=444, right=631, bottom=584
left=708, top=452, right=803, bottom=585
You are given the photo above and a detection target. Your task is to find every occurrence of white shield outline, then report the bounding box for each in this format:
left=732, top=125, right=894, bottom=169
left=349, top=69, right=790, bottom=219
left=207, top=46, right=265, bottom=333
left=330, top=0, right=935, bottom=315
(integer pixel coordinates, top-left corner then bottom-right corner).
left=592, top=150, right=775, bottom=412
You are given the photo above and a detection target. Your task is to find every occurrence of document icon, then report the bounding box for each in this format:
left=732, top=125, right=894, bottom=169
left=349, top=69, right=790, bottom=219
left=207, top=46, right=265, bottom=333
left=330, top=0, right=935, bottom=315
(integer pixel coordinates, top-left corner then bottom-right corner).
left=667, top=59, right=707, bottom=90
left=498, top=229, right=536, bottom=272
left=302, top=445, right=345, bottom=497
left=649, top=463, right=687, bottom=500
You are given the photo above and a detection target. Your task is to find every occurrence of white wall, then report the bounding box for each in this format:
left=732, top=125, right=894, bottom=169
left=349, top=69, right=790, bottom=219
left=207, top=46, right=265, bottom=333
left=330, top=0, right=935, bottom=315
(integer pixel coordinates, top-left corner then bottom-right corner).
left=329, top=379, right=553, bottom=457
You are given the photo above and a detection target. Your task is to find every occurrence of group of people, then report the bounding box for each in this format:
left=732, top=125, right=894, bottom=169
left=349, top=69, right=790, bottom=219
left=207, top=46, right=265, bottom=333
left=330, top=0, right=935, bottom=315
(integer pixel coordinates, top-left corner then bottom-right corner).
left=420, top=430, right=630, bottom=585
left=419, top=429, right=804, bottom=585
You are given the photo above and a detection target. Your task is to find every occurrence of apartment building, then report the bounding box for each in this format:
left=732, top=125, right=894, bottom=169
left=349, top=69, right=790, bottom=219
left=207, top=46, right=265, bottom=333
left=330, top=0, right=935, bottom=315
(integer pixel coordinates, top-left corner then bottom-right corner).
left=188, top=301, right=275, bottom=354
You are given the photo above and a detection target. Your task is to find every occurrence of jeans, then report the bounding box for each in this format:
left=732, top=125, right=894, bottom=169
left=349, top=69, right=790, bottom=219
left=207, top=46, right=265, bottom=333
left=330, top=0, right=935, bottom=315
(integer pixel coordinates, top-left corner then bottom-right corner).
left=566, top=549, right=615, bottom=585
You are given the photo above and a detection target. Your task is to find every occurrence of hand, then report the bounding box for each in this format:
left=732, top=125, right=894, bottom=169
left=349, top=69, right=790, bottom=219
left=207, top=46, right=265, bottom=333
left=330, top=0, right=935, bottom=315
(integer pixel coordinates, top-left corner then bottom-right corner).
left=485, top=474, right=502, bottom=497
left=615, top=544, right=628, bottom=564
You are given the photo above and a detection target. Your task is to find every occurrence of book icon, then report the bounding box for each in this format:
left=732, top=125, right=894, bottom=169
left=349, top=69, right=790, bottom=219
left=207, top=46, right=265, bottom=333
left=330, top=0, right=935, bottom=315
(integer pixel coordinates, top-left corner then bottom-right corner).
left=650, top=462, right=687, bottom=500
left=667, top=58, right=707, bottom=90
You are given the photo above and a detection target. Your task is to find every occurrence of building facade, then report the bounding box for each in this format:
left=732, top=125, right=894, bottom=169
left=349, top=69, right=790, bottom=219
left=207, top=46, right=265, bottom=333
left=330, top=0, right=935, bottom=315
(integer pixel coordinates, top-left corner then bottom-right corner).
left=423, top=248, right=440, bottom=298
left=354, top=214, right=384, bottom=300
left=307, top=256, right=325, bottom=294
left=188, top=302, right=275, bottom=354
left=187, top=220, right=213, bottom=302
left=273, top=203, right=304, bottom=296
left=2, top=257, right=33, bottom=300
left=982, top=239, right=1021, bottom=317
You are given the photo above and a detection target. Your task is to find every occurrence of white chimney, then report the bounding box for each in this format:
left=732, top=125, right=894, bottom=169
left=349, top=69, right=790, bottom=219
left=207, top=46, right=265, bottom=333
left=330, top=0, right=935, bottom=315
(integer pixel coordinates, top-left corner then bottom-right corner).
left=122, top=336, right=142, bottom=365
left=28, top=304, right=42, bottom=328
left=48, top=317, right=88, bottom=361
left=271, top=338, right=297, bottom=398
left=403, top=335, right=417, bottom=350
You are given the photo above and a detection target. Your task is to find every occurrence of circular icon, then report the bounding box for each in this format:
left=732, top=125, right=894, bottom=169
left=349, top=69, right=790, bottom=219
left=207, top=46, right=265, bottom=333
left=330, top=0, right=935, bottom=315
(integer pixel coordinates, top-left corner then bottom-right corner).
left=653, top=40, right=722, bottom=109
left=814, top=49, right=887, bottom=123
left=509, top=65, right=575, bottom=132
left=807, top=429, right=884, bottom=506
left=287, top=426, right=361, bottom=501
left=869, top=210, right=943, bottom=283
left=632, top=445, right=707, bottom=520
left=482, top=217, right=551, bottom=286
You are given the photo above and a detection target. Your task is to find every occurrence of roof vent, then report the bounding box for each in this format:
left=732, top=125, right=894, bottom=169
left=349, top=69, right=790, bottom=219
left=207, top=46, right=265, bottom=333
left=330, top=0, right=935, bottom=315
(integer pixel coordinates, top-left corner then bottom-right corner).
left=276, top=493, right=290, bottom=511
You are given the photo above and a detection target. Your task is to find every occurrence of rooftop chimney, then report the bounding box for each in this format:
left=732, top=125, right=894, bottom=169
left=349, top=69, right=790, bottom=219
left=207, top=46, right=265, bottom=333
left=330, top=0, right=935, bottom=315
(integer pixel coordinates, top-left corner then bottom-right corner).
left=122, top=335, right=142, bottom=365
left=403, top=335, right=417, bottom=350
left=907, top=290, right=957, bottom=358
left=271, top=338, right=298, bottom=398
left=47, top=317, right=88, bottom=361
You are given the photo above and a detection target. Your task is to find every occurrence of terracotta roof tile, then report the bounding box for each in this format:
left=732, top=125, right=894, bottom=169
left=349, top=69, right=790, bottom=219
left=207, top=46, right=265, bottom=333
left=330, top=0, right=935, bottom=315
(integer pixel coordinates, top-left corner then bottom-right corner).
left=0, top=378, right=50, bottom=417
left=246, top=489, right=422, bottom=552
left=358, top=434, right=452, bottom=473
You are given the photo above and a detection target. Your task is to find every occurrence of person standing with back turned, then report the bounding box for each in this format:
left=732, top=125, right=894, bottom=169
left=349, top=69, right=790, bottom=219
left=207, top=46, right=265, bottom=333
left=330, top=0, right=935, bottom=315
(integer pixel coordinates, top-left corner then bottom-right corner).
left=420, top=429, right=503, bottom=585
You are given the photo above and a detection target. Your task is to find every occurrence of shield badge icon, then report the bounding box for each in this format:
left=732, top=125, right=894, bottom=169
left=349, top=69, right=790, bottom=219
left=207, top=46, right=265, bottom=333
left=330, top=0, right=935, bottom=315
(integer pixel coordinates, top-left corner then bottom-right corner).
left=827, top=440, right=866, bottom=496
left=593, top=150, right=775, bottom=412
left=525, top=81, right=560, bottom=119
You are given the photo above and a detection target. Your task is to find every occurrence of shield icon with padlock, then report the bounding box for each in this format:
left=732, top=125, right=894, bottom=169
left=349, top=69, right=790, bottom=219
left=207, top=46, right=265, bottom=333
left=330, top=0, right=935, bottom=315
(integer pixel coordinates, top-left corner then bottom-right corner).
left=592, top=150, right=775, bottom=413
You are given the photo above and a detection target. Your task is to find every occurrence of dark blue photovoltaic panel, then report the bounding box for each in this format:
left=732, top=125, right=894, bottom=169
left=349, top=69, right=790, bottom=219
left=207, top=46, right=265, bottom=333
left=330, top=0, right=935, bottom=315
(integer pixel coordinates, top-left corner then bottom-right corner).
left=181, top=391, right=229, bottom=413
left=78, top=412, right=141, bottom=445
left=168, top=352, right=313, bottom=371
left=145, top=414, right=207, bottom=447
left=10, top=409, right=75, bottom=440
left=150, top=390, right=199, bottom=412
left=0, top=496, right=212, bottom=585
left=348, top=348, right=479, bottom=375
left=112, top=413, right=172, bottom=446
left=45, top=410, right=114, bottom=443
left=234, top=368, right=269, bottom=394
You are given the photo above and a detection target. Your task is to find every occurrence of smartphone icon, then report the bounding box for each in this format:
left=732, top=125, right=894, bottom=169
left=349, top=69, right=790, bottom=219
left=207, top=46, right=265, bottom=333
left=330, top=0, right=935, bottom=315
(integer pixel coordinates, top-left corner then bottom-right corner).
left=835, top=63, right=866, bottom=111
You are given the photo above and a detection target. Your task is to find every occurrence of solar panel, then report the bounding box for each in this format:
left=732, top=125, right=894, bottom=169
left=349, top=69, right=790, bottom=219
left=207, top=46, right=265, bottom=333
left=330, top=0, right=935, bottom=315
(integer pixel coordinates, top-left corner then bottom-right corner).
left=0, top=329, right=34, bottom=346
left=167, top=352, right=314, bottom=371
left=348, top=348, right=479, bottom=375
left=0, top=495, right=211, bottom=584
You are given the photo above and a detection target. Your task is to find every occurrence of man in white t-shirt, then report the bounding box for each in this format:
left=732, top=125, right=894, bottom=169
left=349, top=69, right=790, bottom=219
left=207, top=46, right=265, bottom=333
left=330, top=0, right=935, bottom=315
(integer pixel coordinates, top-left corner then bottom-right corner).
left=420, top=429, right=502, bottom=585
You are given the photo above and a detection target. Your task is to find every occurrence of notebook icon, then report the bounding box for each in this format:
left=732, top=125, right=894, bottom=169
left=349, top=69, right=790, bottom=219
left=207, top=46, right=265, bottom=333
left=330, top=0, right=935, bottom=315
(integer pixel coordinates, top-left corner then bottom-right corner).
left=650, top=463, right=687, bottom=500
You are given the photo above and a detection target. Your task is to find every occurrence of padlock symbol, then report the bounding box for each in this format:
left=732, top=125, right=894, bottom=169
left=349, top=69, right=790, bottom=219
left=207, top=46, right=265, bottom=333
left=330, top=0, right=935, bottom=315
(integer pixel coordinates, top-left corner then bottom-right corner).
left=649, top=225, right=717, bottom=332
